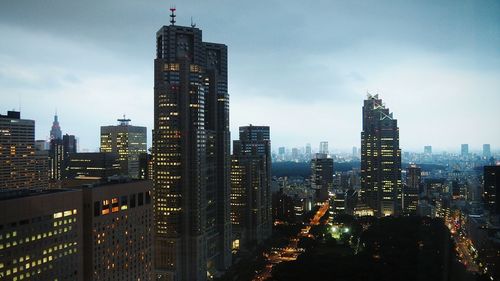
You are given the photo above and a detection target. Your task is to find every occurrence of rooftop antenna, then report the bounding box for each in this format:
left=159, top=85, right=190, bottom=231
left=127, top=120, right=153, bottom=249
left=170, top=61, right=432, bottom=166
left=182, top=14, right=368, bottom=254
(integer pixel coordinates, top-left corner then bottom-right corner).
left=191, top=16, right=196, bottom=28
left=170, top=6, right=176, bottom=25
left=118, top=114, right=131, bottom=126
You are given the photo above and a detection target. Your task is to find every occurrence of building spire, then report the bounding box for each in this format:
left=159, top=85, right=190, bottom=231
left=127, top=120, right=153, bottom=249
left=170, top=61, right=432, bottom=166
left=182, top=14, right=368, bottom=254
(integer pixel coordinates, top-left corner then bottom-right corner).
left=170, top=7, right=176, bottom=25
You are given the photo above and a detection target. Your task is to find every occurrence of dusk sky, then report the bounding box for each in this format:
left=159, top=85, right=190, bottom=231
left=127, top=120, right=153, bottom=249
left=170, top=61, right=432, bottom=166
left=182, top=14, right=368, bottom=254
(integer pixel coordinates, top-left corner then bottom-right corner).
left=1, top=0, right=499, bottom=153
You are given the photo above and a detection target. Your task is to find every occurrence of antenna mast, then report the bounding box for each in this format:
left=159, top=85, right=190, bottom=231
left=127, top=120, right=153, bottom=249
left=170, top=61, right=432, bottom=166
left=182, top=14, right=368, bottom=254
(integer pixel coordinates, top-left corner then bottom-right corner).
left=170, top=7, right=176, bottom=25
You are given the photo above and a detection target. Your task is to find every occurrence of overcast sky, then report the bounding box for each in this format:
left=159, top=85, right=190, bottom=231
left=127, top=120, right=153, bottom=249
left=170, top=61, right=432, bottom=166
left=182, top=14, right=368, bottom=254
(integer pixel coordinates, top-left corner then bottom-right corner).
left=1, top=0, right=499, bottom=153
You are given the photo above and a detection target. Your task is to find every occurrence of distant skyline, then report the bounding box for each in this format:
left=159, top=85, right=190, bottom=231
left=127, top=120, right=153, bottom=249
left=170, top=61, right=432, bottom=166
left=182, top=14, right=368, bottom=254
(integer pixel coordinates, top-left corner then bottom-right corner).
left=1, top=0, right=499, bottom=152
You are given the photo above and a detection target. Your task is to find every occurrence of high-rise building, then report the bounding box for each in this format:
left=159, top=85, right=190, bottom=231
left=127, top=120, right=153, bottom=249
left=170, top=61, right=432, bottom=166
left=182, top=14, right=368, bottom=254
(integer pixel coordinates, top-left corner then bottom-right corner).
left=483, top=144, right=491, bottom=159
left=50, top=114, right=62, bottom=140
left=278, top=147, right=285, bottom=161
left=230, top=125, right=272, bottom=251
left=319, top=141, right=328, bottom=155
left=461, top=144, right=469, bottom=156
left=352, top=146, right=358, bottom=158
left=81, top=181, right=153, bottom=280
left=0, top=188, right=84, bottom=280
left=100, top=118, right=147, bottom=179
left=291, top=147, right=299, bottom=161
left=484, top=166, right=500, bottom=215
left=305, top=143, right=312, bottom=159
left=311, top=153, right=333, bottom=202
left=424, top=145, right=432, bottom=154
left=152, top=13, right=231, bottom=280
left=0, top=111, right=37, bottom=189
left=404, top=165, right=421, bottom=215
left=360, top=94, right=402, bottom=217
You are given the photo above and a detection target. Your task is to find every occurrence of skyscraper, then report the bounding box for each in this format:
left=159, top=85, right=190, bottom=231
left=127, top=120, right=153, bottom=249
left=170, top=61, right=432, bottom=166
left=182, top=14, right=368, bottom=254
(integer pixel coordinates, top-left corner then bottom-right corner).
left=319, top=141, right=329, bottom=155
left=230, top=125, right=272, bottom=251
left=404, top=165, right=421, bottom=215
left=305, top=143, right=312, bottom=159
left=152, top=12, right=231, bottom=280
left=483, top=144, right=491, bottom=159
left=311, top=153, right=333, bottom=202
left=0, top=111, right=37, bottom=189
left=360, top=94, right=402, bottom=217
left=461, top=144, right=469, bottom=156
left=484, top=166, right=500, bottom=215
left=100, top=118, right=147, bottom=179
left=50, top=113, right=62, bottom=140
left=424, top=145, right=432, bottom=154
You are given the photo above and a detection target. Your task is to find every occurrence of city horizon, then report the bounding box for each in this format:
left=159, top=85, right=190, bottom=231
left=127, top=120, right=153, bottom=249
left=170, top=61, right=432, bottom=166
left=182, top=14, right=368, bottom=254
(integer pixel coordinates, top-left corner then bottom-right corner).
left=1, top=1, right=499, bottom=153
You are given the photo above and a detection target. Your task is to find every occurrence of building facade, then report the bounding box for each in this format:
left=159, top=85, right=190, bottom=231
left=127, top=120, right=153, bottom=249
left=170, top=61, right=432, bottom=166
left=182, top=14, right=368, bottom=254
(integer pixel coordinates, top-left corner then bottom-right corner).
left=64, top=152, right=121, bottom=181
left=81, top=180, right=153, bottom=280
left=360, top=94, right=402, bottom=217
left=230, top=125, right=272, bottom=251
left=311, top=153, right=333, bottom=202
left=100, top=118, right=147, bottom=179
left=403, top=164, right=421, bottom=215
left=484, top=165, right=500, bottom=215
left=152, top=15, right=231, bottom=281
left=0, top=188, right=83, bottom=280
left=0, top=111, right=37, bottom=189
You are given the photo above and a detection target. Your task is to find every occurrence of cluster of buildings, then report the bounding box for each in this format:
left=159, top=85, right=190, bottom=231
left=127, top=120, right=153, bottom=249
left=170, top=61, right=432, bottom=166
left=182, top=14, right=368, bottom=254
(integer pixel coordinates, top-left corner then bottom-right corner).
left=0, top=14, right=272, bottom=281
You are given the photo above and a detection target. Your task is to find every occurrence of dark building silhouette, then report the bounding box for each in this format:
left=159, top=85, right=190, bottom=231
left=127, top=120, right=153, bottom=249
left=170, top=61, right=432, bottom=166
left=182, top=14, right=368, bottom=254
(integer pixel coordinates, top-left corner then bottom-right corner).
left=152, top=12, right=231, bottom=280
left=311, top=153, right=333, bottom=202
left=49, top=134, right=77, bottom=181
left=64, top=152, right=120, bottom=181
left=360, top=94, right=402, bottom=216
left=404, top=164, right=421, bottom=215
left=0, top=111, right=37, bottom=189
left=230, top=125, right=272, bottom=251
left=484, top=166, right=500, bottom=215
left=50, top=114, right=62, bottom=140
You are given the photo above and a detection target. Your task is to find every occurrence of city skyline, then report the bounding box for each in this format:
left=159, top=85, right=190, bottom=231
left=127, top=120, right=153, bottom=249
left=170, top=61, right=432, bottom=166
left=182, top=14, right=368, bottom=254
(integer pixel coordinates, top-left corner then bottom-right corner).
left=1, top=0, right=499, bottom=152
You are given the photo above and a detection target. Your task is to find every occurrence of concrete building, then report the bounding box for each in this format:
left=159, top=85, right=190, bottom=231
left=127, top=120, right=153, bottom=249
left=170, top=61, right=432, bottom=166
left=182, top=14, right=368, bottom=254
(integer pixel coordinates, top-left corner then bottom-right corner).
left=152, top=13, right=231, bottom=280
left=311, top=153, right=333, bottom=202
left=0, top=111, right=37, bottom=189
left=64, top=152, right=120, bottom=181
left=360, top=94, right=402, bottom=217
left=0, top=188, right=84, bottom=280
left=230, top=126, right=272, bottom=251
left=100, top=118, right=147, bottom=179
left=484, top=165, right=500, bottom=215
left=81, top=180, right=153, bottom=280
left=404, top=165, right=421, bottom=215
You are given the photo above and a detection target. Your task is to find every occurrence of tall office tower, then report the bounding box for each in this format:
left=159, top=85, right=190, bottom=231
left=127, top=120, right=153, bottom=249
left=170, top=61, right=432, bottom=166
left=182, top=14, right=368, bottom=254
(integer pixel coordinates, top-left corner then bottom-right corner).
left=319, top=141, right=329, bottom=155
left=49, top=138, right=64, bottom=180
left=50, top=113, right=62, bottom=140
left=461, top=144, right=469, bottom=156
left=352, top=146, right=358, bottom=157
left=100, top=118, right=147, bottom=179
left=360, top=94, right=402, bottom=217
left=34, top=149, right=50, bottom=187
left=0, top=111, right=37, bottom=189
left=305, top=143, right=312, bottom=158
left=278, top=146, right=285, bottom=161
left=424, top=145, right=432, bottom=154
left=484, top=166, right=500, bottom=215
left=0, top=188, right=83, bottom=280
left=311, top=153, right=333, bottom=202
left=48, top=134, right=79, bottom=181
left=403, top=165, right=421, bottom=215
left=81, top=181, right=153, bottom=280
left=152, top=13, right=231, bottom=281
left=483, top=144, right=491, bottom=158
left=291, top=147, right=299, bottom=161
left=230, top=126, right=271, bottom=251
